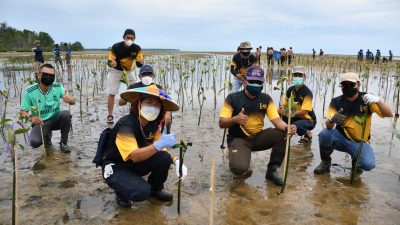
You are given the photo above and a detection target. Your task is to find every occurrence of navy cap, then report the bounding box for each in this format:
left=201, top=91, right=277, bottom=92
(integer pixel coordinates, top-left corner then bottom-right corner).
left=139, top=65, right=154, bottom=75
left=246, top=66, right=265, bottom=82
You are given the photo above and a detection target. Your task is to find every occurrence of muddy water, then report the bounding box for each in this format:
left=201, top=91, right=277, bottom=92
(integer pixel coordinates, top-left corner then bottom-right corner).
left=0, top=55, right=399, bottom=225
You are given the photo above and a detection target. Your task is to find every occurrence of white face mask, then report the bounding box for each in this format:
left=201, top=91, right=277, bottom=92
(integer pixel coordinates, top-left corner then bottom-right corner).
left=124, top=40, right=133, bottom=47
left=140, top=103, right=161, bottom=121
left=141, top=76, right=154, bottom=86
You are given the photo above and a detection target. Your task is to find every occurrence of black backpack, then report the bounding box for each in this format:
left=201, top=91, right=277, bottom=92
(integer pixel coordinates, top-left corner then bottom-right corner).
left=92, top=128, right=112, bottom=167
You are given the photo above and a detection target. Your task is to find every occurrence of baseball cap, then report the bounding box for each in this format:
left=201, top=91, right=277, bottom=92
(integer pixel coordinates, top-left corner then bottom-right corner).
left=139, top=65, right=154, bottom=75
left=246, top=66, right=265, bottom=82
left=340, top=72, right=360, bottom=83
left=292, top=66, right=306, bottom=75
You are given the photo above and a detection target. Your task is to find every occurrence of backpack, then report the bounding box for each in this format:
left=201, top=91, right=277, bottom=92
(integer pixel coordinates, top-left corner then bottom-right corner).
left=92, top=127, right=112, bottom=167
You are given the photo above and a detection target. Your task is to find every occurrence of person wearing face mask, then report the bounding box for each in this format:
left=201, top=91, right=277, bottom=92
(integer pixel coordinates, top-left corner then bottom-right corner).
left=101, top=86, right=187, bottom=207
left=219, top=66, right=297, bottom=186
left=278, top=66, right=316, bottom=143
left=20, top=64, right=75, bottom=153
left=230, top=41, right=257, bottom=92
left=314, top=72, right=393, bottom=175
left=118, top=64, right=172, bottom=126
left=106, top=28, right=144, bottom=124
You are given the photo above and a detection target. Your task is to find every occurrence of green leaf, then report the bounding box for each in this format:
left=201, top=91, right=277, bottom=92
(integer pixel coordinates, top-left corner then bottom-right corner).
left=7, top=128, right=13, bottom=144
left=0, top=118, right=12, bottom=125
left=18, top=144, right=25, bottom=150
left=354, top=115, right=367, bottom=125
left=396, top=131, right=400, bottom=140
left=171, top=144, right=183, bottom=149
left=14, top=128, right=30, bottom=135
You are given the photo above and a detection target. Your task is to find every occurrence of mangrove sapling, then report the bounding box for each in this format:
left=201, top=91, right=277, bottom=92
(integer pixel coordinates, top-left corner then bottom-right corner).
left=322, top=77, right=331, bottom=119
left=1, top=118, right=30, bottom=225
left=0, top=90, right=9, bottom=136
left=351, top=105, right=368, bottom=184
left=171, top=139, right=192, bottom=214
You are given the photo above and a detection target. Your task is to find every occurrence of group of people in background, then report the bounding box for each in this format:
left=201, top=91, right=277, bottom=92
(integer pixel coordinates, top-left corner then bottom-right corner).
left=358, top=49, right=393, bottom=63
left=31, top=41, right=71, bottom=74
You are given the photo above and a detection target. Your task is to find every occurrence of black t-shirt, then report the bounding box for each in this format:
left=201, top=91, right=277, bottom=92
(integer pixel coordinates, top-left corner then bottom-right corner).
left=108, top=41, right=143, bottom=71
left=230, top=53, right=257, bottom=75
left=285, top=85, right=317, bottom=123
left=104, top=113, right=162, bottom=163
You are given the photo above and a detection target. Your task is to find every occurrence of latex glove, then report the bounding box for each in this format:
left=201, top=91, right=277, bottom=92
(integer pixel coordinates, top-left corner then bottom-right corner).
left=330, top=108, right=346, bottom=126
left=363, top=93, right=379, bottom=105
left=154, top=133, right=176, bottom=151
left=103, top=163, right=115, bottom=179
left=175, top=160, right=188, bottom=180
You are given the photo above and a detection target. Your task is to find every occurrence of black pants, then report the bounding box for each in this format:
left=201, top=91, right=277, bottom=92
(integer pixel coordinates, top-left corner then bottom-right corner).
left=102, top=151, right=172, bottom=202
left=30, top=110, right=72, bottom=147
left=282, top=116, right=315, bottom=136
left=227, top=128, right=286, bottom=175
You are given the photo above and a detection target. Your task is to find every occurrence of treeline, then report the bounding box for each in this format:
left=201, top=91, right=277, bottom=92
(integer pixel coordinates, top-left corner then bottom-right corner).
left=0, top=22, right=84, bottom=52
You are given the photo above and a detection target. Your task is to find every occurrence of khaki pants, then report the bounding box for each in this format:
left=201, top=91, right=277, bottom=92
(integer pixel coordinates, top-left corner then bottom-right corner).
left=228, top=128, right=286, bottom=175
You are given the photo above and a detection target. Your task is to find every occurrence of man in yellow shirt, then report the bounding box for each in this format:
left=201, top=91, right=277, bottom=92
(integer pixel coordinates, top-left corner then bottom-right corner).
left=314, top=72, right=393, bottom=174
left=219, top=66, right=297, bottom=186
left=106, top=29, right=144, bottom=124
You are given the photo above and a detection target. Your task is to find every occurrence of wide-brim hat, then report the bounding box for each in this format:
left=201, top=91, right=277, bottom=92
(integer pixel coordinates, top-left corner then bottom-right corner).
left=120, top=86, right=179, bottom=111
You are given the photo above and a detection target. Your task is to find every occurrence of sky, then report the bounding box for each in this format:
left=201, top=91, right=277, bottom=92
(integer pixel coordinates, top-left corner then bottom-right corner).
left=1, top=0, right=399, bottom=54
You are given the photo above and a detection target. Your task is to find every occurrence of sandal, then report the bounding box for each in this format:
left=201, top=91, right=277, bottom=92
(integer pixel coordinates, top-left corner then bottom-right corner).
left=299, top=131, right=312, bottom=143
left=107, top=115, right=114, bottom=124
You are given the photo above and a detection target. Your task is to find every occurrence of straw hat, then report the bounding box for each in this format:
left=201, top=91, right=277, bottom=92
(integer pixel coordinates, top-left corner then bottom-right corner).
left=120, top=86, right=179, bottom=111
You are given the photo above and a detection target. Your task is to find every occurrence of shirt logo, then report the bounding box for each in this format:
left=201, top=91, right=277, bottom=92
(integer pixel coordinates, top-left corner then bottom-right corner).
left=260, top=103, right=268, bottom=110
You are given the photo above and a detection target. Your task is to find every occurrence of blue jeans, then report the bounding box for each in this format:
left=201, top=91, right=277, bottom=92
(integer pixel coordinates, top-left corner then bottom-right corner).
left=231, top=75, right=243, bottom=92
left=319, top=128, right=375, bottom=171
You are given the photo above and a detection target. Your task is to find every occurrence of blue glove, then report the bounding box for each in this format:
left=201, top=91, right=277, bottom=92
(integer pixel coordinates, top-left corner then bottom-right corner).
left=154, top=133, right=176, bottom=151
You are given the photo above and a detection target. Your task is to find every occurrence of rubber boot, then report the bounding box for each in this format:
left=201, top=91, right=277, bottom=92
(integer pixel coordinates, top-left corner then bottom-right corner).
left=266, top=165, right=284, bottom=186
left=314, top=146, right=334, bottom=174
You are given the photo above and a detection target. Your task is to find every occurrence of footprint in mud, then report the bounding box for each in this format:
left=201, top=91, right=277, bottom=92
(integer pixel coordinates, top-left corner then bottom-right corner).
left=32, top=162, right=46, bottom=172
left=59, top=179, right=77, bottom=189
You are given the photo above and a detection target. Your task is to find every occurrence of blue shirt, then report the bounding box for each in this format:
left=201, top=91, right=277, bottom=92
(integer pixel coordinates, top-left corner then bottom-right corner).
left=53, top=47, right=61, bottom=57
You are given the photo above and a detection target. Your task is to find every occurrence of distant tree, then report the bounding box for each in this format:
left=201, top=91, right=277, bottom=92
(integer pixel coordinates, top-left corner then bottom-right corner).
left=70, top=41, right=84, bottom=51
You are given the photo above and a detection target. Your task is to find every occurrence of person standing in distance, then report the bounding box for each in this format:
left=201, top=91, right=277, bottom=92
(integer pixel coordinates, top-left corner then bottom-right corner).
left=106, top=29, right=144, bottom=124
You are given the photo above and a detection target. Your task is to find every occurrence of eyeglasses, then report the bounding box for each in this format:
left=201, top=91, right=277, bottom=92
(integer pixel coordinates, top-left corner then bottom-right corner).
left=140, top=72, right=154, bottom=76
left=339, top=82, right=356, bottom=88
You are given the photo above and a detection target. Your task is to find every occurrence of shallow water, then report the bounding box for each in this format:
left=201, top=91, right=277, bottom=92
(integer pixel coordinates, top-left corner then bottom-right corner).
left=0, top=55, right=399, bottom=225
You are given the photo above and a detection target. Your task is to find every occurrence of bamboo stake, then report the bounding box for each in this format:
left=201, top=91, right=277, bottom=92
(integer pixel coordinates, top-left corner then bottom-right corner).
left=36, top=98, right=48, bottom=157
left=280, top=91, right=293, bottom=193
left=209, top=156, right=215, bottom=225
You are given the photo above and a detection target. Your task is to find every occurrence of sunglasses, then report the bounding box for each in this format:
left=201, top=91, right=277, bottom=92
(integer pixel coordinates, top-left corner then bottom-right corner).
left=339, top=82, right=356, bottom=88
left=41, top=72, right=55, bottom=76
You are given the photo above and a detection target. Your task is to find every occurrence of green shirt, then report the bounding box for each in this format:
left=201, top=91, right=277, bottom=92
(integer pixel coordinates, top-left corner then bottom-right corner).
left=21, top=83, right=65, bottom=121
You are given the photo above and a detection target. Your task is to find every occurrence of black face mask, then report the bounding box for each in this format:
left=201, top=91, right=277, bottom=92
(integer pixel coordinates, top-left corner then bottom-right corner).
left=342, top=86, right=358, bottom=97
left=41, top=72, right=55, bottom=86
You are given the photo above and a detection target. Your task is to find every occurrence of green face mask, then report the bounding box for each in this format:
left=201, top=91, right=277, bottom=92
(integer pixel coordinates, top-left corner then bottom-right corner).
left=293, top=77, right=304, bottom=87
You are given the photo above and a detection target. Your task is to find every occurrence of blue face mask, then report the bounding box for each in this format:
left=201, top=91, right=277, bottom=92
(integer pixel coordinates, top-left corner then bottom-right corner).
left=293, top=77, right=304, bottom=87
left=246, top=83, right=263, bottom=96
